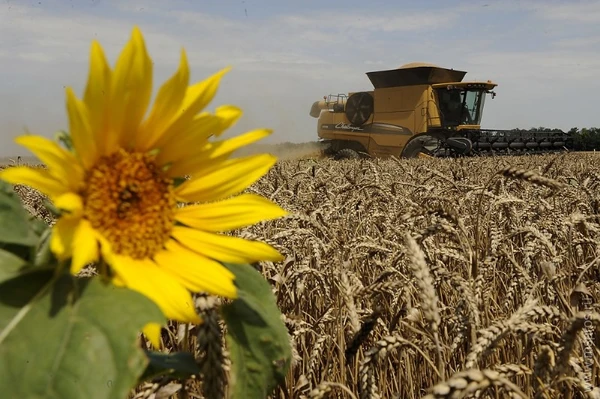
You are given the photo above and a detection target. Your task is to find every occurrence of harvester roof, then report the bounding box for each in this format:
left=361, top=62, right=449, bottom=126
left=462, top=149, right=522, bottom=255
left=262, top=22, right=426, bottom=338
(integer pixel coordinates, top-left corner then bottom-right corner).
left=366, top=62, right=468, bottom=89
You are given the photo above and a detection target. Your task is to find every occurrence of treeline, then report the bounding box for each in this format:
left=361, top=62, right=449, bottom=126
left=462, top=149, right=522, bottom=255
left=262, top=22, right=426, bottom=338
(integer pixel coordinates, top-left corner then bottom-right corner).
left=568, top=127, right=600, bottom=150
left=508, top=127, right=600, bottom=151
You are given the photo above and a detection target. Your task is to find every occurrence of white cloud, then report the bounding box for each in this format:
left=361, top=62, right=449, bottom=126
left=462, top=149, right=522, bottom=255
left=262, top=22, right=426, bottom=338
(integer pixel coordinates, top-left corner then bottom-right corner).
left=465, top=50, right=600, bottom=81
left=553, top=36, right=600, bottom=48
left=532, top=1, right=600, bottom=23
left=280, top=12, right=455, bottom=33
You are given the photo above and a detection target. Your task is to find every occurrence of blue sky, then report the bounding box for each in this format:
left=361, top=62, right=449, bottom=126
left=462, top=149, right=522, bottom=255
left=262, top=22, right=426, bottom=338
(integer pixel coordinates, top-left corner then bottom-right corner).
left=1, top=0, right=600, bottom=156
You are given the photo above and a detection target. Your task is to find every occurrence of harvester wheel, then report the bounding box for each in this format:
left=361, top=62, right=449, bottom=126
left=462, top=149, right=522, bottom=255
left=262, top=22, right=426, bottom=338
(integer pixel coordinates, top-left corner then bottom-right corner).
left=321, top=144, right=336, bottom=157
left=334, top=148, right=360, bottom=160
left=402, top=135, right=443, bottom=158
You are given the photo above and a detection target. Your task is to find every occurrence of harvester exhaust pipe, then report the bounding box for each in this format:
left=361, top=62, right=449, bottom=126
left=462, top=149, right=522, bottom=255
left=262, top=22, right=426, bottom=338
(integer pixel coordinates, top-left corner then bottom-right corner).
left=310, top=100, right=328, bottom=118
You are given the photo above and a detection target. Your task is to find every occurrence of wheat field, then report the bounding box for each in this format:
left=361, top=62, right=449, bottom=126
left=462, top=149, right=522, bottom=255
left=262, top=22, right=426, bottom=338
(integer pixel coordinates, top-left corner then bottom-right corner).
left=4, top=152, right=600, bottom=399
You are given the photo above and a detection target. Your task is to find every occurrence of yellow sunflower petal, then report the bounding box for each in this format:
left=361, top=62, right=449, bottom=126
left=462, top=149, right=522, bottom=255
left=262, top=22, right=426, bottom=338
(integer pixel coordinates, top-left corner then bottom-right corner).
left=157, top=105, right=243, bottom=167
left=50, top=217, right=80, bottom=261
left=109, top=275, right=165, bottom=349
left=165, top=128, right=271, bottom=177
left=156, top=112, right=220, bottom=166
left=108, top=26, right=153, bottom=152
left=175, top=193, right=288, bottom=232
left=112, top=274, right=126, bottom=287
left=83, top=40, right=111, bottom=159
left=181, top=67, right=230, bottom=115
left=103, top=251, right=202, bottom=323
left=207, top=128, right=272, bottom=159
left=70, top=219, right=99, bottom=274
left=137, top=49, right=190, bottom=151
left=174, top=153, right=277, bottom=201
left=153, top=67, right=231, bottom=149
left=0, top=166, right=67, bottom=199
left=66, top=87, right=99, bottom=168
left=213, top=104, right=244, bottom=137
left=172, top=226, right=284, bottom=264
left=153, top=240, right=237, bottom=298
left=53, top=192, right=84, bottom=220
left=142, top=322, right=163, bottom=350
left=14, top=135, right=84, bottom=190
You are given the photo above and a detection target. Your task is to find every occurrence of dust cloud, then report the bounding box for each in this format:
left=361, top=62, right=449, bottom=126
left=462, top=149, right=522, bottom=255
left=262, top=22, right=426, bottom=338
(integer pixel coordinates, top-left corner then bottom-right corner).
left=233, top=141, right=325, bottom=160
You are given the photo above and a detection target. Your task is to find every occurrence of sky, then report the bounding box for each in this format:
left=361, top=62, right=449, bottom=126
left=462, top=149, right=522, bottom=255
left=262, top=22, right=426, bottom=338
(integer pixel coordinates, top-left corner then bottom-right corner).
left=1, top=0, right=600, bottom=157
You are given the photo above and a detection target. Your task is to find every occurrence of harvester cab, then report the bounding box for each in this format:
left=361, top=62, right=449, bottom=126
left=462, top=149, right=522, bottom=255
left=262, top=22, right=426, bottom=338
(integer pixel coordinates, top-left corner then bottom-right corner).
left=310, top=62, right=571, bottom=159
left=432, top=82, right=496, bottom=128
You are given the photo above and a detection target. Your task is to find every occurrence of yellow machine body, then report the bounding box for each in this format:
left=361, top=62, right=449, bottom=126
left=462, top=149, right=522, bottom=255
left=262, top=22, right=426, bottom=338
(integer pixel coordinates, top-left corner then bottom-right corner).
left=310, top=62, right=498, bottom=158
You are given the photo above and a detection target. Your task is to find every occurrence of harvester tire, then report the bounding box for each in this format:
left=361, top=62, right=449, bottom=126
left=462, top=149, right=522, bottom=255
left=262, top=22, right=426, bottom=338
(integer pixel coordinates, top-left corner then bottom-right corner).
left=322, top=144, right=336, bottom=157
left=402, top=135, right=441, bottom=158
left=334, top=148, right=360, bottom=160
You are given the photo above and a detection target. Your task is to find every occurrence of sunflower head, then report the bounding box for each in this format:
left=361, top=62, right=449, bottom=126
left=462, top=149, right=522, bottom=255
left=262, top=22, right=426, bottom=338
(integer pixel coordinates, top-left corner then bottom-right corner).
left=0, top=26, right=287, bottom=347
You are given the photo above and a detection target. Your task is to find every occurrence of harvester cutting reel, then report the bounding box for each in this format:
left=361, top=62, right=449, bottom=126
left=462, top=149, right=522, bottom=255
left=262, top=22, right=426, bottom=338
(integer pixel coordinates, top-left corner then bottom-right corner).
left=401, top=129, right=573, bottom=158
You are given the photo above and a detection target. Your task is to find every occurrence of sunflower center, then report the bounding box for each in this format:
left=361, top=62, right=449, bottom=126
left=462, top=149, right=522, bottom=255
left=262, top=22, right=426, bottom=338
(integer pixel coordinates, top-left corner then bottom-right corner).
left=83, top=148, right=177, bottom=259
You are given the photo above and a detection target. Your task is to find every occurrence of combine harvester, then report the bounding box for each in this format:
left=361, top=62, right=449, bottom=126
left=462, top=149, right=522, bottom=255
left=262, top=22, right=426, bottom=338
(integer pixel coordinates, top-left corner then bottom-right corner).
left=309, top=62, right=574, bottom=159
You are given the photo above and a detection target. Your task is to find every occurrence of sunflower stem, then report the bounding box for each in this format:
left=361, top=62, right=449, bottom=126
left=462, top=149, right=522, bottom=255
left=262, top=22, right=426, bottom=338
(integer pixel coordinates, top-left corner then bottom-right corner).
left=182, top=323, right=190, bottom=353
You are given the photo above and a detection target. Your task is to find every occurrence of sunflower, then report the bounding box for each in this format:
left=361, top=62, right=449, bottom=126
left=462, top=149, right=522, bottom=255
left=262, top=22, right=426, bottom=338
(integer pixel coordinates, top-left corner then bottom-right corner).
left=0, top=26, right=287, bottom=346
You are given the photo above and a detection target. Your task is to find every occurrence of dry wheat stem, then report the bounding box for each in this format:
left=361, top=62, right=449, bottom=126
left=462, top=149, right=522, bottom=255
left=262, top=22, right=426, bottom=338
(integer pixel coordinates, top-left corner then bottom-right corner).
left=422, top=368, right=528, bottom=399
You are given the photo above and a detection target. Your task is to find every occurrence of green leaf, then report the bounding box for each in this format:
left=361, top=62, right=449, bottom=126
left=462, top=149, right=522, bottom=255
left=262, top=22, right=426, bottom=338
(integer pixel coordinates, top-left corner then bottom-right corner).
left=30, top=216, right=49, bottom=235
left=54, top=130, right=74, bottom=152
left=0, top=268, right=165, bottom=399
left=0, top=248, right=29, bottom=284
left=0, top=180, right=41, bottom=247
left=140, top=351, right=202, bottom=381
left=221, top=263, right=292, bottom=399
left=32, top=224, right=55, bottom=268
